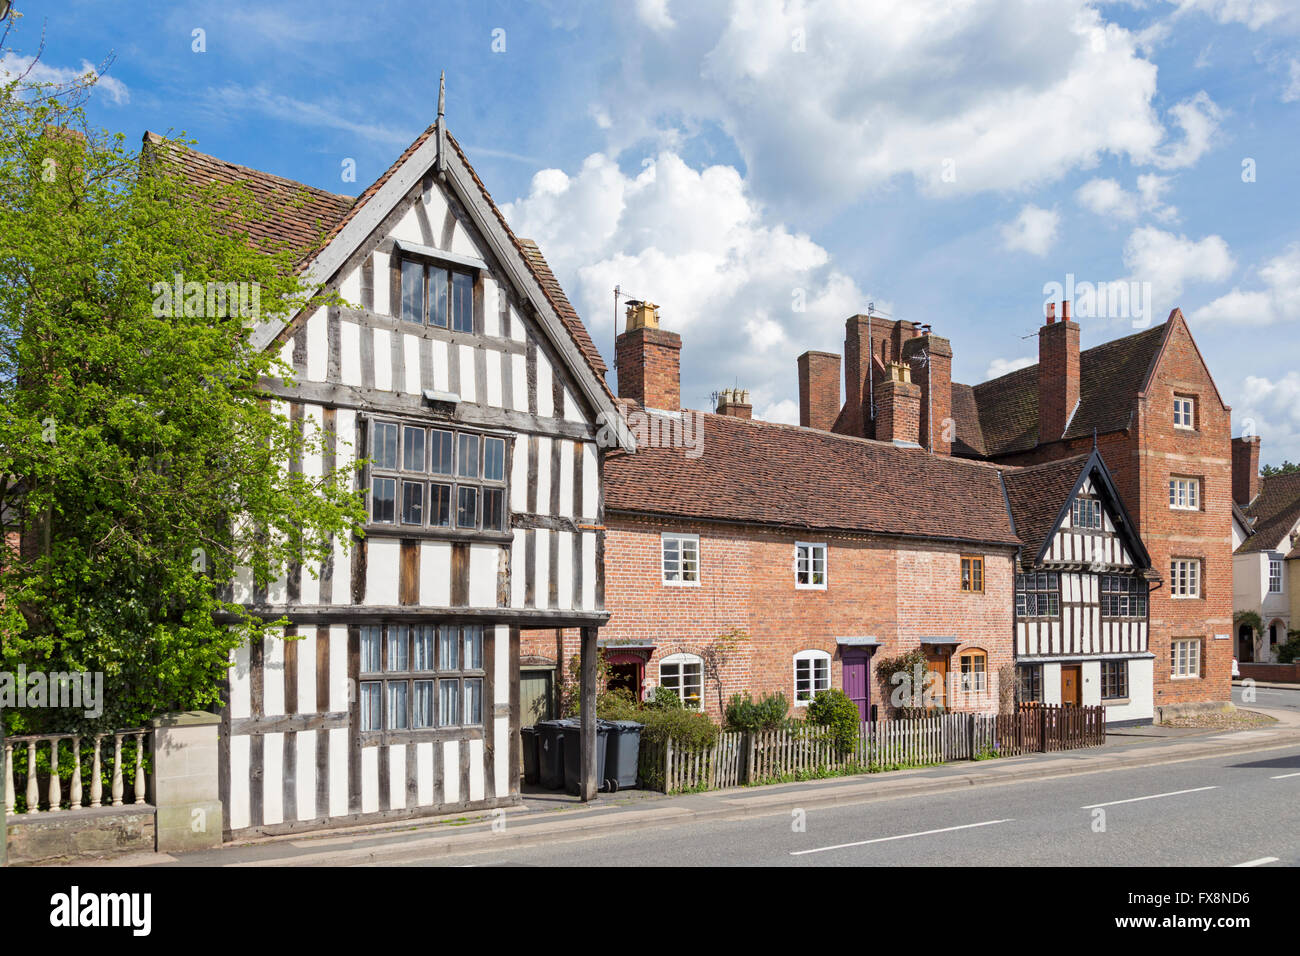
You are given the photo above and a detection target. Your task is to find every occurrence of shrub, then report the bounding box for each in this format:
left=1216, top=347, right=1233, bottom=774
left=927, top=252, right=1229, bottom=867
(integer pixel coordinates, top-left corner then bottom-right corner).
left=805, top=688, right=860, bottom=756
left=596, top=687, right=641, bottom=721
left=1278, top=633, right=1300, bottom=664
left=638, top=706, right=719, bottom=750
left=724, top=692, right=790, bottom=732
left=645, top=686, right=684, bottom=710
left=873, top=648, right=934, bottom=718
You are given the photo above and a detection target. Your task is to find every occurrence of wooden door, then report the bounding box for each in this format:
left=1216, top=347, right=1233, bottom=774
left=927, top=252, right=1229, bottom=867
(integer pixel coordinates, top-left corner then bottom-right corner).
left=842, top=651, right=871, bottom=721
left=1060, top=665, right=1082, bottom=706
left=520, top=669, right=553, bottom=725
left=924, top=650, right=948, bottom=710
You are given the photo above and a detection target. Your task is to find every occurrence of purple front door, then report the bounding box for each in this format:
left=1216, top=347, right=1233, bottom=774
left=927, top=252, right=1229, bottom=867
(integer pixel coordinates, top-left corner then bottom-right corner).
left=842, top=651, right=871, bottom=721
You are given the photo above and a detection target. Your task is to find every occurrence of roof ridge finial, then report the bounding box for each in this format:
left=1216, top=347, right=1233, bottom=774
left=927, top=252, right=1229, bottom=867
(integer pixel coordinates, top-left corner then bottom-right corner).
left=436, top=71, right=447, bottom=177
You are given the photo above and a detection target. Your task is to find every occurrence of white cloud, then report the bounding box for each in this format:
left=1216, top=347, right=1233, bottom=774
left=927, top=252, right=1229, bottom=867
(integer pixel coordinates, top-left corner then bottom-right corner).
left=1172, top=0, right=1300, bottom=32
left=1190, top=243, right=1300, bottom=325
left=597, top=0, right=1223, bottom=208
left=203, top=85, right=410, bottom=147
left=1000, top=205, right=1060, bottom=257
left=1121, top=226, right=1235, bottom=310
left=1149, top=92, right=1221, bottom=169
left=635, top=0, right=677, bottom=31
left=1075, top=174, right=1176, bottom=222
left=1235, top=372, right=1300, bottom=465
left=986, top=356, right=1035, bottom=379
left=501, top=150, right=868, bottom=412
left=1284, top=59, right=1300, bottom=103
left=759, top=398, right=800, bottom=425
left=0, top=53, right=129, bottom=104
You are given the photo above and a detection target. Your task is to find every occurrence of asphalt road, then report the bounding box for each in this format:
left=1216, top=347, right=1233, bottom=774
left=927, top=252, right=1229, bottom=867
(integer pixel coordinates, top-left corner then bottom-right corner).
left=410, top=744, right=1300, bottom=867
left=1234, top=683, right=1300, bottom=712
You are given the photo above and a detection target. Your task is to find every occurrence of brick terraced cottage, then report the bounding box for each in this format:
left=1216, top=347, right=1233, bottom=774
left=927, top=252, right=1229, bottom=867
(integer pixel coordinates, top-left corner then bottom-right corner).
left=1232, top=449, right=1300, bottom=666
left=157, top=98, right=634, bottom=836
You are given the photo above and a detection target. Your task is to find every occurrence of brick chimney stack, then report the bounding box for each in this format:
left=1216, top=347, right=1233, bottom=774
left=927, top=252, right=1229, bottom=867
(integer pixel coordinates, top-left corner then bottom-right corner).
left=715, top=388, right=752, bottom=419
left=1232, top=435, right=1261, bottom=507
left=902, top=326, right=953, bottom=455
left=615, top=301, right=681, bottom=412
left=1038, top=299, right=1080, bottom=443
left=875, top=360, right=921, bottom=445
left=798, top=351, right=841, bottom=430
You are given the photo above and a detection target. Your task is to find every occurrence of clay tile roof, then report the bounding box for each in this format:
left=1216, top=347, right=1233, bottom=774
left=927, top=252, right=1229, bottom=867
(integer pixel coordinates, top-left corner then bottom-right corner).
left=143, top=132, right=355, bottom=267
left=605, top=412, right=1019, bottom=547
left=1001, top=455, right=1090, bottom=566
left=958, top=323, right=1168, bottom=457
left=1240, top=471, right=1300, bottom=554
left=950, top=383, right=986, bottom=457
left=149, top=128, right=612, bottom=395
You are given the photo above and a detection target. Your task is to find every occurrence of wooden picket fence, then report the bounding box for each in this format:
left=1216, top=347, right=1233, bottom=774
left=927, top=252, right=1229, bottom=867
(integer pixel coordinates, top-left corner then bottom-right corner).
left=642, top=706, right=1106, bottom=794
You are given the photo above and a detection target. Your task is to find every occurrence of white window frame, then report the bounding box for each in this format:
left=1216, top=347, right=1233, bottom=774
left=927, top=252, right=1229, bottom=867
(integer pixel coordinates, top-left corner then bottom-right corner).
left=1168, top=476, right=1200, bottom=511
left=793, top=649, right=831, bottom=707
left=1269, top=555, right=1283, bottom=594
left=1171, top=638, right=1201, bottom=679
left=658, top=652, right=704, bottom=709
left=1071, top=496, right=1102, bottom=530
left=1173, top=396, right=1195, bottom=430
left=661, top=533, right=701, bottom=587
left=1170, top=558, right=1201, bottom=599
left=794, top=542, right=828, bottom=590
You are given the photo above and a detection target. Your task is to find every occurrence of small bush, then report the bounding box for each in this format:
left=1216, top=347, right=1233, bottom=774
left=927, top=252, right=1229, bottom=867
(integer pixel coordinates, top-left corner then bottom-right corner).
left=805, top=688, right=860, bottom=756
left=1278, top=633, right=1300, bottom=664
left=724, top=692, right=789, bottom=732
left=596, top=687, right=641, bottom=721
left=645, top=686, right=684, bottom=710
left=638, top=706, right=719, bottom=750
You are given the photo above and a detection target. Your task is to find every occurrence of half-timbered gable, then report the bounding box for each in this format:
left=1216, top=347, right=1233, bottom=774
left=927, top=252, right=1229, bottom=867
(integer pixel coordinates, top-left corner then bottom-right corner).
left=1003, top=449, right=1157, bottom=723
left=163, top=110, right=632, bottom=836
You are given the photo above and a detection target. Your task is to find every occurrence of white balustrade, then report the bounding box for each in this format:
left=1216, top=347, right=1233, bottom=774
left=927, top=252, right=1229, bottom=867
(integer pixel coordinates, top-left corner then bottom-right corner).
left=1, top=729, right=150, bottom=813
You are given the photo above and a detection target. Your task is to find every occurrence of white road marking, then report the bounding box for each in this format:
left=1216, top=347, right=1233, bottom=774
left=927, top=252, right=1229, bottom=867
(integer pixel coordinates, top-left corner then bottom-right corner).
left=1080, top=786, right=1217, bottom=809
left=790, top=819, right=1013, bottom=857
left=1234, top=857, right=1279, bottom=867
left=1270, top=771, right=1300, bottom=779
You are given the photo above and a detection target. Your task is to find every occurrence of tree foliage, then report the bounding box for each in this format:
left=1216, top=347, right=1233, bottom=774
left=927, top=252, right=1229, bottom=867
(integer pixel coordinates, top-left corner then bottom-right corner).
left=0, top=35, right=365, bottom=734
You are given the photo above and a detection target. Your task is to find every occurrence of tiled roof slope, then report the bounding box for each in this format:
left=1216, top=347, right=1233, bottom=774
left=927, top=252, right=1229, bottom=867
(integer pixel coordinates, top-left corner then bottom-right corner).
left=958, top=323, right=1168, bottom=457
left=1001, top=455, right=1089, bottom=565
left=950, top=383, right=987, bottom=457
left=604, top=412, right=1019, bottom=547
left=143, top=132, right=355, bottom=265
left=1240, top=471, right=1300, bottom=554
left=147, top=128, right=611, bottom=391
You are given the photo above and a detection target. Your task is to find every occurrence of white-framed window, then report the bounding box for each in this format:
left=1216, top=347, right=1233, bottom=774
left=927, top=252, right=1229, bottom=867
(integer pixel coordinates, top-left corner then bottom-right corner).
left=1173, top=396, right=1196, bottom=430
left=795, top=542, right=828, bottom=589
left=958, top=651, right=988, bottom=694
left=661, top=533, right=700, bottom=586
left=793, top=649, right=831, bottom=706
left=1071, top=497, right=1102, bottom=530
left=1269, top=556, right=1283, bottom=593
left=659, top=653, right=703, bottom=709
left=1170, top=558, right=1202, bottom=598
left=1168, top=476, right=1200, bottom=511
left=1171, top=638, right=1201, bottom=679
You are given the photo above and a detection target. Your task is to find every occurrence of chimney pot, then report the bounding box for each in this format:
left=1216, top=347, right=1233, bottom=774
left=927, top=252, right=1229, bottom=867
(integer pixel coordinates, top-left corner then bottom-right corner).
left=1046, top=302, right=1056, bottom=324
left=1061, top=300, right=1071, bottom=322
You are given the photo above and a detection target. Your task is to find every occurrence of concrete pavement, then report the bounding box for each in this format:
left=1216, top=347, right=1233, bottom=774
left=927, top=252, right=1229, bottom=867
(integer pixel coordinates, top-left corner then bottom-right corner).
left=74, top=704, right=1300, bottom=868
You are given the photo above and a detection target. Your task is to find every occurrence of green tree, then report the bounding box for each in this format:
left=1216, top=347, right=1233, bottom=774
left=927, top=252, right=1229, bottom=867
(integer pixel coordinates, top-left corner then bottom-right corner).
left=1260, top=461, right=1300, bottom=477
left=0, top=40, right=365, bottom=735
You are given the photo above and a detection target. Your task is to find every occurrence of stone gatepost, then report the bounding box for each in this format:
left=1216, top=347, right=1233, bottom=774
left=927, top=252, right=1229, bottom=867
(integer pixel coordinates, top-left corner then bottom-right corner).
left=150, top=711, right=223, bottom=853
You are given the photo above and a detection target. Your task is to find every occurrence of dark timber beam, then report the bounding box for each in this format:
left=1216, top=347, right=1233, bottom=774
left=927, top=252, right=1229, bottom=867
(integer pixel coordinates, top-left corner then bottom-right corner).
left=579, top=625, right=599, bottom=802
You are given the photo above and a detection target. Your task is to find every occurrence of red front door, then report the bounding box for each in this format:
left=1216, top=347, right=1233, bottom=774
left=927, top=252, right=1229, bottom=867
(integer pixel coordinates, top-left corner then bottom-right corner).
left=842, top=650, right=872, bottom=721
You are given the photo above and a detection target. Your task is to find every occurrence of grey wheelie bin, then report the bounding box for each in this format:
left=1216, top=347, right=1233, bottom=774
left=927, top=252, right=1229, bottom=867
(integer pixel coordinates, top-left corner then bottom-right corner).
left=601, top=720, right=644, bottom=791
left=561, top=719, right=609, bottom=796
left=521, top=726, right=540, bottom=785
left=536, top=720, right=567, bottom=790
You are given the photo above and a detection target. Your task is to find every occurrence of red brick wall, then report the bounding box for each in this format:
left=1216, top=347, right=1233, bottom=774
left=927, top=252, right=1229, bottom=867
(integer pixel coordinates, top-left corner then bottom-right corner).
left=1238, top=662, right=1300, bottom=683
left=1232, top=436, right=1260, bottom=507
left=1037, top=319, right=1080, bottom=443
left=906, top=334, right=953, bottom=455
left=798, top=351, right=841, bottom=431
left=521, top=516, right=1017, bottom=720
left=1135, top=316, right=1233, bottom=707
left=615, top=327, right=681, bottom=411
left=876, top=378, right=921, bottom=446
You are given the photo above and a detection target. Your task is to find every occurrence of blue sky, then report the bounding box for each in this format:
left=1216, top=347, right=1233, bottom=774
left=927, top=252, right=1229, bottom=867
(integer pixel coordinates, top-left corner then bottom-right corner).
left=7, top=0, right=1300, bottom=462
